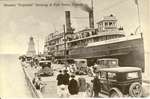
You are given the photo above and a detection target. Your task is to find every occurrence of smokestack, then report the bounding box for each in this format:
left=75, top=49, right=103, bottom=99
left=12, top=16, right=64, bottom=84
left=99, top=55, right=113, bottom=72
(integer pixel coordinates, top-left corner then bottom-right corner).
left=65, top=11, right=72, bottom=33
left=89, top=10, right=94, bottom=28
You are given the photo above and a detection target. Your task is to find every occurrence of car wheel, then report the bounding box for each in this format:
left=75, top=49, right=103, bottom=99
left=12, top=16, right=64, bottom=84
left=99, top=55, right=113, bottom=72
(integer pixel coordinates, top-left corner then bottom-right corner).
left=129, top=82, right=143, bottom=97
left=110, top=88, right=123, bottom=97
left=86, top=83, right=93, bottom=97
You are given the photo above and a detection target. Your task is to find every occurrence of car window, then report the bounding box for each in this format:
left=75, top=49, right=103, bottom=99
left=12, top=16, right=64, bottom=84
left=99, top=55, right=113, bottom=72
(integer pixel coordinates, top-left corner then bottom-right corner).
left=80, top=61, right=85, bottom=64
left=108, top=72, right=116, bottom=80
left=97, top=60, right=104, bottom=65
left=103, top=60, right=107, bottom=65
left=111, top=60, right=117, bottom=65
left=116, top=73, right=126, bottom=81
left=127, top=72, right=138, bottom=79
left=108, top=60, right=117, bottom=66
left=100, top=72, right=106, bottom=79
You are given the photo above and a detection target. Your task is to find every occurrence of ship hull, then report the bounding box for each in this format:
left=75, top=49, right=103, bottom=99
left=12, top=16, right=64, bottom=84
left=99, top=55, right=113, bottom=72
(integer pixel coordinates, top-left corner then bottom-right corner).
left=68, top=37, right=145, bottom=71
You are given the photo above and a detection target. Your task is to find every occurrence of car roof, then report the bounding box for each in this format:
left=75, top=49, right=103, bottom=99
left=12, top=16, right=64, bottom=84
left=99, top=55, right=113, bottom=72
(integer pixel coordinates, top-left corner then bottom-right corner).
left=39, top=60, right=51, bottom=63
left=97, top=58, right=118, bottom=61
left=74, top=59, right=87, bottom=61
left=99, top=67, right=141, bottom=73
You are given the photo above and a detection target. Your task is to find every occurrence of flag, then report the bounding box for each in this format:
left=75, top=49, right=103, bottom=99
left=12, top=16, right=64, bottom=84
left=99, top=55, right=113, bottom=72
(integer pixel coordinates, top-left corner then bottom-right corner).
left=135, top=0, right=138, bottom=5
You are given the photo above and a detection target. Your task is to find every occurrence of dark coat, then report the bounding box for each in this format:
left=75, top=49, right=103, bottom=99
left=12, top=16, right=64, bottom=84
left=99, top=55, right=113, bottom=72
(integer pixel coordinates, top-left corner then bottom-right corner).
left=57, top=74, right=64, bottom=85
left=63, top=73, right=70, bottom=85
left=93, top=77, right=101, bottom=92
left=68, top=79, right=79, bottom=95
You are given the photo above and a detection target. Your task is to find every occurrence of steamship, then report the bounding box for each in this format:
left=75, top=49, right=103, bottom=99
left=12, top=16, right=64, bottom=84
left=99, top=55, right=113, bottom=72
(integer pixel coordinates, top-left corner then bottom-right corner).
left=44, top=11, right=144, bottom=71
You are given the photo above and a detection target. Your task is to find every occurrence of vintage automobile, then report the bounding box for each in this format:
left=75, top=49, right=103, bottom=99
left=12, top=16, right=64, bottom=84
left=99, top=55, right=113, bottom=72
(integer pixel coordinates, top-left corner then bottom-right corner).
left=31, top=60, right=54, bottom=93
left=86, top=67, right=143, bottom=97
left=74, top=59, right=88, bottom=75
left=87, top=58, right=119, bottom=76
left=94, top=58, right=119, bottom=72
left=37, top=60, right=54, bottom=76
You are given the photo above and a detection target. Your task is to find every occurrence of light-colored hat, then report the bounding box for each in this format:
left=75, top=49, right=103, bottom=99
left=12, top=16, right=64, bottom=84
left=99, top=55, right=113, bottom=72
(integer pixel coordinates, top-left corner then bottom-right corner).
left=93, top=74, right=96, bottom=77
left=60, top=85, right=65, bottom=90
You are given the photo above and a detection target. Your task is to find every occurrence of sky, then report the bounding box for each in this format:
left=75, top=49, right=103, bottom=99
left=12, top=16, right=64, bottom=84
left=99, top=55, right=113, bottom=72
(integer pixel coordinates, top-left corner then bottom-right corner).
left=0, top=0, right=149, bottom=54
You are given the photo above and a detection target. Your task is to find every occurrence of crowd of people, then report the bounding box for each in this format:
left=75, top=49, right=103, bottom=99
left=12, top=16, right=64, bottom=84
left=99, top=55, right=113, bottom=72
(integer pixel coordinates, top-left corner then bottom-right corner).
left=56, top=70, right=79, bottom=97
left=56, top=69, right=102, bottom=98
left=19, top=55, right=102, bottom=97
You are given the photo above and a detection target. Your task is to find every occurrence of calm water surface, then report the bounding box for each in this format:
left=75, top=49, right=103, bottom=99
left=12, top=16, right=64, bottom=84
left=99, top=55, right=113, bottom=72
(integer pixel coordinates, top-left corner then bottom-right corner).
left=0, top=54, right=32, bottom=97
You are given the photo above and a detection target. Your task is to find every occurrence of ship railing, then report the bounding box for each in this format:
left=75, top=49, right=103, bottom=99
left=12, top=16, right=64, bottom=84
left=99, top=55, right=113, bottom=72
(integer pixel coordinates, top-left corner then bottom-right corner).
left=87, top=33, right=142, bottom=47
left=68, top=30, right=125, bottom=43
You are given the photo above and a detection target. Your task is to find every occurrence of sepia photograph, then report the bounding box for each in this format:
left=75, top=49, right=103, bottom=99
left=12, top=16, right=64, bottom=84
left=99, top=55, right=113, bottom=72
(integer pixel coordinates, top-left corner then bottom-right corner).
left=0, top=0, right=149, bottom=98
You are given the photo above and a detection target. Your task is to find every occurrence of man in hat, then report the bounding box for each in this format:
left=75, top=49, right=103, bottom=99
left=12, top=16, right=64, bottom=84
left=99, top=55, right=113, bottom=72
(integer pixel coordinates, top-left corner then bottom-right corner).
left=92, top=74, right=101, bottom=97
left=63, top=69, right=70, bottom=85
left=56, top=70, right=64, bottom=96
left=68, top=75, right=79, bottom=95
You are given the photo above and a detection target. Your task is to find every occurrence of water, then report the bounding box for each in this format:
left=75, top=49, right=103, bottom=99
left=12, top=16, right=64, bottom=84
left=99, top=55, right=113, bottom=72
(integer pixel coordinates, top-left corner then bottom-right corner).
left=0, top=54, right=32, bottom=97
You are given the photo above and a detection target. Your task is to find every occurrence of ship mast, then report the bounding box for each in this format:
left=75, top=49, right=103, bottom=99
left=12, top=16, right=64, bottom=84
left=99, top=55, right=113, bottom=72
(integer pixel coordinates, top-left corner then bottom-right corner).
left=91, top=0, right=93, bottom=12
left=135, top=0, right=141, bottom=34
left=37, top=34, right=40, bottom=55
left=63, top=24, right=67, bottom=69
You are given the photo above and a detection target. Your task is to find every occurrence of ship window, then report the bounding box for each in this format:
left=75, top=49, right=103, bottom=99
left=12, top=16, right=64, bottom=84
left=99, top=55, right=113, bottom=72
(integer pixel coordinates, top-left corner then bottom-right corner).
left=86, top=32, right=90, bottom=37
left=105, top=22, right=108, bottom=26
left=111, top=36, right=114, bottom=39
left=109, top=22, right=112, bottom=26
left=76, top=35, right=79, bottom=39
left=113, top=22, right=115, bottom=26
left=92, top=31, right=96, bottom=35
left=94, top=37, right=99, bottom=42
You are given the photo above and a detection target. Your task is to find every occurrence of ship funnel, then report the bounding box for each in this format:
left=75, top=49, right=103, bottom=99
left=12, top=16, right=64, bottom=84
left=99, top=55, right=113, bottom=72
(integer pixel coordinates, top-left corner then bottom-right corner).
left=89, top=10, right=94, bottom=28
left=65, top=11, right=72, bottom=33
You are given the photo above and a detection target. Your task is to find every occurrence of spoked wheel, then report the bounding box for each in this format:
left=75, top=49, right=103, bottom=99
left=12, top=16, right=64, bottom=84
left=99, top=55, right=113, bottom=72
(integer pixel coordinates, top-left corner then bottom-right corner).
left=129, top=82, right=143, bottom=97
left=110, top=88, right=123, bottom=97
left=86, top=83, right=93, bottom=97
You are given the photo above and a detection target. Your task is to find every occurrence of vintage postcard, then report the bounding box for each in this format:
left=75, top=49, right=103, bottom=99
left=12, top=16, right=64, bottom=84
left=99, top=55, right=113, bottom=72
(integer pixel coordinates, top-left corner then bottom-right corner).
left=0, top=0, right=149, bottom=98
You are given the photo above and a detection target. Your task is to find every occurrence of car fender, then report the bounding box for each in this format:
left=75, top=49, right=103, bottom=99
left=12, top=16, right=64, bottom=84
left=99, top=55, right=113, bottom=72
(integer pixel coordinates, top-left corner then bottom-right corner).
left=109, top=87, right=123, bottom=97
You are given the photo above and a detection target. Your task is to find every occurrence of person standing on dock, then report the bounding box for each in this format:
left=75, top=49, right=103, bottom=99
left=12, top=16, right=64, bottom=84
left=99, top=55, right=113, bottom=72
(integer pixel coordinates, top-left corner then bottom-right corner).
left=62, top=69, right=70, bottom=96
left=63, top=69, right=70, bottom=86
left=56, top=70, right=64, bottom=96
left=68, top=75, right=79, bottom=95
left=92, top=74, right=101, bottom=97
